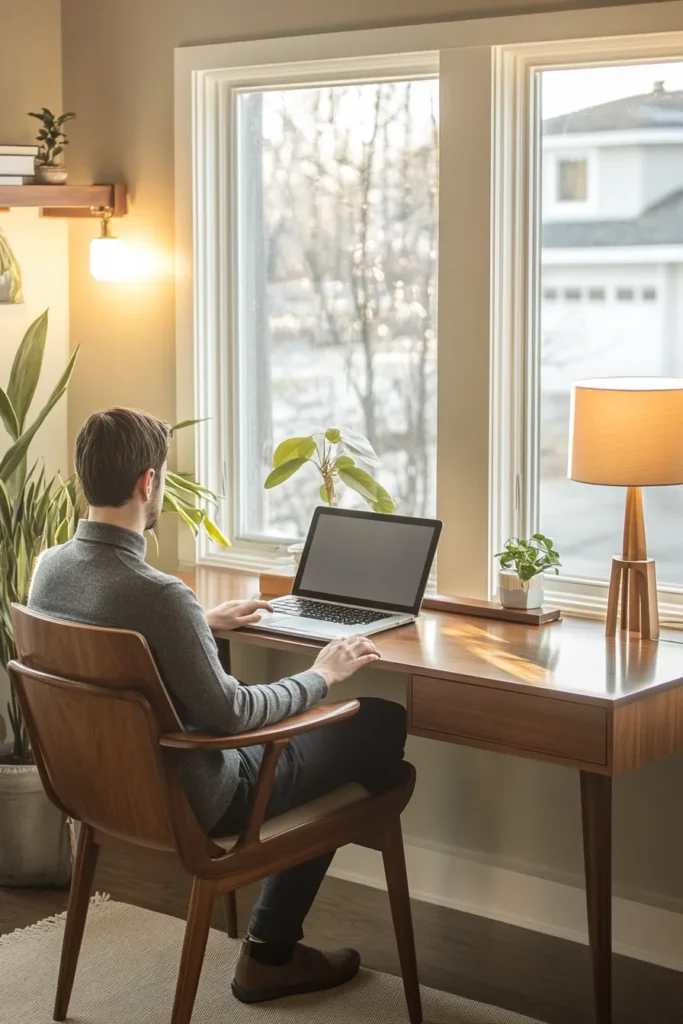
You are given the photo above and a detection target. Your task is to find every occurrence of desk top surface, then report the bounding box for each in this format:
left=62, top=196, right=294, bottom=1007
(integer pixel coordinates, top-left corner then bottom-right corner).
left=179, top=567, right=683, bottom=708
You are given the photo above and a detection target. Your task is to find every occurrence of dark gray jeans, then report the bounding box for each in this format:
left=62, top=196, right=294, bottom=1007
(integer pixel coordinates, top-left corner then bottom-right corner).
left=209, top=697, right=407, bottom=944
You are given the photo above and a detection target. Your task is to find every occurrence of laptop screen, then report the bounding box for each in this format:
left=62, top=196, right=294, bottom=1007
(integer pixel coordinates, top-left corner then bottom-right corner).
left=293, top=508, right=442, bottom=616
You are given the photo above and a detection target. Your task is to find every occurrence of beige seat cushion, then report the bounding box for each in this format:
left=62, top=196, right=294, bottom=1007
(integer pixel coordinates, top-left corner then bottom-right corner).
left=215, top=782, right=370, bottom=851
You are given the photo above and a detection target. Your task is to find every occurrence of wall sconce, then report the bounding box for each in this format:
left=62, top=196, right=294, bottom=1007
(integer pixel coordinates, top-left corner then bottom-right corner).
left=90, top=207, right=126, bottom=281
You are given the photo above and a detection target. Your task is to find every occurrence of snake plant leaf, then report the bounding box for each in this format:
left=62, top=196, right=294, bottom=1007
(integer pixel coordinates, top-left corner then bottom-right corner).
left=171, top=418, right=209, bottom=432
left=0, top=347, right=78, bottom=484
left=165, top=470, right=219, bottom=507
left=199, top=514, right=230, bottom=547
left=0, top=387, right=19, bottom=439
left=272, top=436, right=316, bottom=468
left=163, top=490, right=200, bottom=534
left=0, top=480, right=12, bottom=534
left=7, top=310, right=49, bottom=431
left=265, top=457, right=308, bottom=488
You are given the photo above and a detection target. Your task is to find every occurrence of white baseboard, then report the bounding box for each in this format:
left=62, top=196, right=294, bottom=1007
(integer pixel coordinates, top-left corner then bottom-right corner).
left=329, top=838, right=683, bottom=973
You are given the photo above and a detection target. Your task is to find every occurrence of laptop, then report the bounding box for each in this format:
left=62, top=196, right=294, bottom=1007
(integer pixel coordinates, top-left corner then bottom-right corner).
left=247, top=507, right=442, bottom=641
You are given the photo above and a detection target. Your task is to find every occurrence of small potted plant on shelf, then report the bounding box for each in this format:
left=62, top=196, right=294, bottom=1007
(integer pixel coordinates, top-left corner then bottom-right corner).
left=264, top=427, right=395, bottom=561
left=28, top=108, right=76, bottom=184
left=0, top=310, right=228, bottom=886
left=494, top=534, right=561, bottom=610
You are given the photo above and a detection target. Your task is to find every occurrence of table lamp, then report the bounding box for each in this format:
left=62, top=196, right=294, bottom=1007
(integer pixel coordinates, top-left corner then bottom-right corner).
left=568, top=377, right=683, bottom=640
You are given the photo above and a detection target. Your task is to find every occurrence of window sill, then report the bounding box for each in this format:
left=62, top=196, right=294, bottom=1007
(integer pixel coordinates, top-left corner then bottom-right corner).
left=542, top=578, right=683, bottom=629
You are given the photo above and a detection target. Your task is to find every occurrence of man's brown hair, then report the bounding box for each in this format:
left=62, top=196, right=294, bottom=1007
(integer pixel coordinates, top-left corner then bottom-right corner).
left=75, top=408, right=172, bottom=508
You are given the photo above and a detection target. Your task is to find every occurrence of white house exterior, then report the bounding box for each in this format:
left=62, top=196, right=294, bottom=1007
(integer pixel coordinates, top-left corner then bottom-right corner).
left=541, top=83, right=683, bottom=392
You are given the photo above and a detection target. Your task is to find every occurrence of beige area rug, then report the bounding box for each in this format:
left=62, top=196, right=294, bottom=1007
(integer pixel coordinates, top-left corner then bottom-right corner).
left=0, top=897, right=546, bottom=1024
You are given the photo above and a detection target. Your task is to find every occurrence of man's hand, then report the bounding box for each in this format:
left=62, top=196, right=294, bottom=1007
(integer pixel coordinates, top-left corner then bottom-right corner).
left=312, top=635, right=382, bottom=687
left=206, top=599, right=274, bottom=632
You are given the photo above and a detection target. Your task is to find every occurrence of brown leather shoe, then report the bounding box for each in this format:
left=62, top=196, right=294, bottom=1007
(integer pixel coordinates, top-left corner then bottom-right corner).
left=231, top=941, right=361, bottom=1004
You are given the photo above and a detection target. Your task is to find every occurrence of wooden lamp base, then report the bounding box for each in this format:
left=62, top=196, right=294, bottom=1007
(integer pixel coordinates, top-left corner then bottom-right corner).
left=605, top=486, right=659, bottom=640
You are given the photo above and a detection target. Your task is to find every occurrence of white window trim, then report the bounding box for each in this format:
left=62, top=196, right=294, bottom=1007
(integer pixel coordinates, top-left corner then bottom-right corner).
left=491, top=30, right=683, bottom=622
left=175, top=2, right=683, bottom=622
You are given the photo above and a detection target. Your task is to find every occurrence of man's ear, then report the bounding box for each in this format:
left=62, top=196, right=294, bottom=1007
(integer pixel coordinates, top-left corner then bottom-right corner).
left=138, top=468, right=156, bottom=502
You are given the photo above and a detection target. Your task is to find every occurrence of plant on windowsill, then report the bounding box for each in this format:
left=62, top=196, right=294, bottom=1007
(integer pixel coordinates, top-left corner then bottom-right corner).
left=0, top=310, right=228, bottom=886
left=494, top=534, right=561, bottom=610
left=28, top=107, right=76, bottom=184
left=264, top=427, right=395, bottom=563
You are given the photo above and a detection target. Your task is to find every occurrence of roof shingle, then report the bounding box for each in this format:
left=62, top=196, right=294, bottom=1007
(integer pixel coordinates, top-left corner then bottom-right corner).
left=543, top=87, right=683, bottom=135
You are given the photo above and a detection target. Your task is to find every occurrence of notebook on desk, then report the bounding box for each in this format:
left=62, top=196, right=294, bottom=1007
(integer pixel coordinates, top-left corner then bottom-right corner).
left=246, top=507, right=442, bottom=642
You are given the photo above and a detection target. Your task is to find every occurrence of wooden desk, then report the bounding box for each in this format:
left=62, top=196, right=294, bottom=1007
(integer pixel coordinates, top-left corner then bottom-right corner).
left=180, top=566, right=683, bottom=1024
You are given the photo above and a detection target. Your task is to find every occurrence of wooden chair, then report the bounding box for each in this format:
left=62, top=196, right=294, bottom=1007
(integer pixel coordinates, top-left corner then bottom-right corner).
left=8, top=604, right=422, bottom=1024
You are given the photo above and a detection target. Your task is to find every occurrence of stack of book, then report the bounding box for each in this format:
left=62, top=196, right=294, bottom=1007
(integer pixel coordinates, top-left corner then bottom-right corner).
left=0, top=145, right=38, bottom=185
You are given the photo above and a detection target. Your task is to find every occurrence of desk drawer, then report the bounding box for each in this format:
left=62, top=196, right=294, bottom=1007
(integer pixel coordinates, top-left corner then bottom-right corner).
left=410, top=675, right=607, bottom=766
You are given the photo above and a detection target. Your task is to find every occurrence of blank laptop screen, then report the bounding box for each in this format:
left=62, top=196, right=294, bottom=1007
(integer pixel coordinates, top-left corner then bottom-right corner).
left=295, top=511, right=440, bottom=614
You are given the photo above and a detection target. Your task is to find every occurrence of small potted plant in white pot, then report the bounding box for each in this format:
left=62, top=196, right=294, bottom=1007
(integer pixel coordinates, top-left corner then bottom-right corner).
left=495, top=534, right=561, bottom=610
left=264, top=427, right=395, bottom=562
left=28, top=108, right=76, bottom=184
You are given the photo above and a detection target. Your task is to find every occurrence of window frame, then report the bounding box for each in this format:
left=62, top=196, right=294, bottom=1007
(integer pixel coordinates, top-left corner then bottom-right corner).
left=492, top=30, right=683, bottom=623
left=175, top=2, right=683, bottom=621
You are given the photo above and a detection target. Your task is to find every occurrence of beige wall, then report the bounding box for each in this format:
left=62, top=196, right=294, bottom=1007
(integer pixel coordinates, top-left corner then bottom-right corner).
left=58, top=0, right=683, bottom=913
left=0, top=0, right=68, bottom=751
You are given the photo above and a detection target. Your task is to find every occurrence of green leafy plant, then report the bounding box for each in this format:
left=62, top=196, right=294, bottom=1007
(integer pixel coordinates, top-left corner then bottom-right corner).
left=28, top=108, right=76, bottom=166
left=495, top=534, right=561, bottom=586
left=0, top=311, right=228, bottom=763
left=264, top=427, right=395, bottom=514
left=0, top=227, right=23, bottom=304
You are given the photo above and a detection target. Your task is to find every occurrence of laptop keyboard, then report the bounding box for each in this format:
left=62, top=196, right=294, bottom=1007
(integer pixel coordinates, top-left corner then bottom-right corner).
left=273, top=597, right=390, bottom=626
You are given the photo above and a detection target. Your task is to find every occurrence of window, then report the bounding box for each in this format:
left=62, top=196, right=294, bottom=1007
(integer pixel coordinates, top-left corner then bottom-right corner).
left=235, top=81, right=438, bottom=541
left=536, top=62, right=683, bottom=591
left=178, top=9, right=683, bottom=616
left=556, top=158, right=588, bottom=202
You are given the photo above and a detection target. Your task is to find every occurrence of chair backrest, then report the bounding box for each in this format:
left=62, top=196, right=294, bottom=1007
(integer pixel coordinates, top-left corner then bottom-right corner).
left=9, top=604, right=203, bottom=855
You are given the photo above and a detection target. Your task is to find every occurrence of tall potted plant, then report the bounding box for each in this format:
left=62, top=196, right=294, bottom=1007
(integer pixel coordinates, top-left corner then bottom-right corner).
left=0, top=311, right=228, bottom=885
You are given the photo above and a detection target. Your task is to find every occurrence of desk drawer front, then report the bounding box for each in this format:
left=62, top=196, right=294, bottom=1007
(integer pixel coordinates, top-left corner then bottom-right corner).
left=410, top=675, right=607, bottom=766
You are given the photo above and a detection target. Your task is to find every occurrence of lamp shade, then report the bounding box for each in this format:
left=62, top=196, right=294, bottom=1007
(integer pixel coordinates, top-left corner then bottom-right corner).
left=568, top=377, right=683, bottom=486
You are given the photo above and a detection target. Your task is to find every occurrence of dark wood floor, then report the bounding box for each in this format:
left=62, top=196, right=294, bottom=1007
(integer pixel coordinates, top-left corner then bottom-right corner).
left=1, top=848, right=681, bottom=1024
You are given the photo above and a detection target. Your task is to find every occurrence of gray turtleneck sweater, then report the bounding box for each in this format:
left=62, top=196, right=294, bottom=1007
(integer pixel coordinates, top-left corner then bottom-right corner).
left=28, top=520, right=328, bottom=832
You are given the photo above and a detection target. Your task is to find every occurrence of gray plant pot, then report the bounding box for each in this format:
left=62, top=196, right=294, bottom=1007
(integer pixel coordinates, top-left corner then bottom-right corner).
left=0, top=764, right=71, bottom=887
left=35, top=164, right=68, bottom=185
left=498, top=569, right=545, bottom=610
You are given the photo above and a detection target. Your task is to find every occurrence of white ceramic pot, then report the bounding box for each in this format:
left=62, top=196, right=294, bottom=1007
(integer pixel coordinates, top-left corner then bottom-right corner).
left=0, top=763, right=71, bottom=886
left=35, top=164, right=68, bottom=184
left=498, top=569, right=544, bottom=610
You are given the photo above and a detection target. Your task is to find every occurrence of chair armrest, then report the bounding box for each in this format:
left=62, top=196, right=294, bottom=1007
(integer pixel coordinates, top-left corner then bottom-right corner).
left=159, top=699, right=360, bottom=751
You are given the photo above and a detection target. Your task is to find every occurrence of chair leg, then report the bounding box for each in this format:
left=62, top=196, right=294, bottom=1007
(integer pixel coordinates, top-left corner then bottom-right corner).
left=222, top=891, right=239, bottom=939
left=381, top=817, right=423, bottom=1024
left=54, top=824, right=99, bottom=1022
left=171, top=878, right=216, bottom=1024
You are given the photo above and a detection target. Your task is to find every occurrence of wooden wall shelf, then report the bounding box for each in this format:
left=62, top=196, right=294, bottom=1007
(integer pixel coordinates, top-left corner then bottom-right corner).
left=0, top=183, right=127, bottom=218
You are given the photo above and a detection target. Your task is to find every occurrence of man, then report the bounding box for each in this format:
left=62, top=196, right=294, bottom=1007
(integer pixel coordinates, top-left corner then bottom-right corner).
left=29, top=408, right=408, bottom=1005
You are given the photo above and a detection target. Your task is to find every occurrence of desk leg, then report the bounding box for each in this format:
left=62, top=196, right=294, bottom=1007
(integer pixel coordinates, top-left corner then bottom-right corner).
left=580, top=772, right=612, bottom=1024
